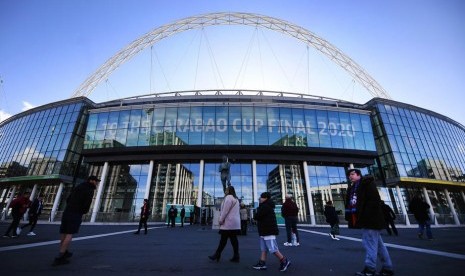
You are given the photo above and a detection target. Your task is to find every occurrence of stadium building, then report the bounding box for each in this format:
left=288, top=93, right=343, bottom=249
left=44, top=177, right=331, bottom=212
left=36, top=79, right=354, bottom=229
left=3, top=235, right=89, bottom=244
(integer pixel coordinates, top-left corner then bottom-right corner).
left=1, top=13, right=464, bottom=226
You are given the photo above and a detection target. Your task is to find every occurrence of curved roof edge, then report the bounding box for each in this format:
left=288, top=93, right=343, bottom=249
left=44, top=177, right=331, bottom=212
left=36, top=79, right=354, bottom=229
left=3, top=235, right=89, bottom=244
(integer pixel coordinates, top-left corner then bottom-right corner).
left=0, top=97, right=95, bottom=128
left=365, top=98, right=465, bottom=130
left=92, top=89, right=366, bottom=110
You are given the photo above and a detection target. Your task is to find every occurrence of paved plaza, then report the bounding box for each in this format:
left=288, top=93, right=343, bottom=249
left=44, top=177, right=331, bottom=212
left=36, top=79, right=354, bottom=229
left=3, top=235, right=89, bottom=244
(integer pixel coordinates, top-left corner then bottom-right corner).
left=1, top=222, right=464, bottom=275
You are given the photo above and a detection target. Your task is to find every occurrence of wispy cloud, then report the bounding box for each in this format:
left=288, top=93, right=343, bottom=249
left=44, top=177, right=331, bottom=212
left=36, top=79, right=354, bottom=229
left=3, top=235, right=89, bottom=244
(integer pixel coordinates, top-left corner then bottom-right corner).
left=21, top=101, right=36, bottom=111
left=0, top=109, right=12, bottom=122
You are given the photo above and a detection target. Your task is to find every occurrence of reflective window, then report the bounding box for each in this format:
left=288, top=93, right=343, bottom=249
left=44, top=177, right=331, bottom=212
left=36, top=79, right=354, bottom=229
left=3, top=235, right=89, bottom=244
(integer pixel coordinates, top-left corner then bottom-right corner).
left=373, top=103, right=465, bottom=182
left=0, top=100, right=88, bottom=178
left=84, top=106, right=376, bottom=152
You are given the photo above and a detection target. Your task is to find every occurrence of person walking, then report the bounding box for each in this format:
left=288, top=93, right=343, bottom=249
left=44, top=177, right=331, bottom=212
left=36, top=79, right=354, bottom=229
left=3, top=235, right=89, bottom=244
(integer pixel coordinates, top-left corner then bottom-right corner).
left=252, top=192, right=291, bottom=272
left=3, top=191, right=31, bottom=238
left=189, top=208, right=194, bottom=225
left=208, top=185, right=241, bottom=263
left=281, top=194, right=300, bottom=246
left=134, top=199, right=150, bottom=235
left=168, top=205, right=177, bottom=228
left=409, top=196, right=433, bottom=240
left=239, top=203, right=248, bottom=235
left=52, top=175, right=100, bottom=266
left=324, top=200, right=340, bottom=240
left=345, top=169, right=394, bottom=276
left=381, top=201, right=398, bottom=236
left=180, top=205, right=186, bottom=227
left=20, top=194, right=44, bottom=236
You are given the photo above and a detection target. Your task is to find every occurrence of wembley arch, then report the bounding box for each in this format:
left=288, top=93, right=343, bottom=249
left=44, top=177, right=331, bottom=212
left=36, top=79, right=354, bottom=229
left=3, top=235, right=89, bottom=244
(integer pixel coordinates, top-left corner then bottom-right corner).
left=71, top=12, right=391, bottom=100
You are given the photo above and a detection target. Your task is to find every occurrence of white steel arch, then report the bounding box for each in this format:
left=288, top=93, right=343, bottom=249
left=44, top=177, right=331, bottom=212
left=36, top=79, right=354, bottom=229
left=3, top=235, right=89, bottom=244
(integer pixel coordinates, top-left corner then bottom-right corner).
left=72, top=12, right=391, bottom=99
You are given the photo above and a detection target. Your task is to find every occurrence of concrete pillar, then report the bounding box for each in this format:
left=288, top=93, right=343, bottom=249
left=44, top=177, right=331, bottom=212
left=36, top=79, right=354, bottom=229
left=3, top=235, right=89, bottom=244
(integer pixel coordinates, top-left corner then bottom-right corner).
left=50, top=183, right=64, bottom=222
left=144, top=160, right=154, bottom=200
left=23, top=184, right=39, bottom=220
left=422, top=187, right=438, bottom=225
left=444, top=188, right=460, bottom=225
left=196, top=160, right=205, bottom=208
left=252, top=160, right=258, bottom=208
left=29, top=184, right=38, bottom=200
left=172, top=164, right=180, bottom=204
left=91, top=162, right=109, bottom=223
left=1, top=186, right=16, bottom=221
left=395, top=185, right=410, bottom=226
left=303, top=161, right=315, bottom=225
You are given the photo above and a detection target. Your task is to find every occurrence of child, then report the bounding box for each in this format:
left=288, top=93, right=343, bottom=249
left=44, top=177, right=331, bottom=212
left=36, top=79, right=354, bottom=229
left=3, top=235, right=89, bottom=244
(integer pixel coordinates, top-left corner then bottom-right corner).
left=252, top=192, right=291, bottom=272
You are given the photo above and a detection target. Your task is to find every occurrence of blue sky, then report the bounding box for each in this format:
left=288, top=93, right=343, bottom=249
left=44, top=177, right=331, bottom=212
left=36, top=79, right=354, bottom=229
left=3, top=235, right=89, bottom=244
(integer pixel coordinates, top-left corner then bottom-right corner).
left=1, top=0, right=464, bottom=126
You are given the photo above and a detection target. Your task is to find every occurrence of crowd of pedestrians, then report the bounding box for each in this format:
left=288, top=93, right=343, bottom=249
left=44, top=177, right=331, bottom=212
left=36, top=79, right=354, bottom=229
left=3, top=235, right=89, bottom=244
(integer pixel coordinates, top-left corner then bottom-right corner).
left=2, top=167, right=445, bottom=275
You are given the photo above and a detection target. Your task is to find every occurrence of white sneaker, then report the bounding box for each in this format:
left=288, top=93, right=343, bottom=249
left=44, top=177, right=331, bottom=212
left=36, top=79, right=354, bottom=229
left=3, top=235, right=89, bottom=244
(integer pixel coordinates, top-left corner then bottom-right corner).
left=27, top=232, right=36, bottom=236
left=293, top=242, right=300, bottom=246
left=283, top=242, right=293, bottom=246
left=16, top=227, right=22, bottom=235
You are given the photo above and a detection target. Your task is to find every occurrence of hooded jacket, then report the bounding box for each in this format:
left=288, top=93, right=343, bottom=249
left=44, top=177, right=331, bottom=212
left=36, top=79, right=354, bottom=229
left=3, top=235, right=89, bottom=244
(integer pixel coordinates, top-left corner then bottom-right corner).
left=409, top=197, right=431, bottom=223
left=64, top=181, right=96, bottom=215
left=255, top=198, right=279, bottom=236
left=281, top=198, right=299, bottom=217
left=345, top=175, right=385, bottom=230
left=10, top=196, right=31, bottom=218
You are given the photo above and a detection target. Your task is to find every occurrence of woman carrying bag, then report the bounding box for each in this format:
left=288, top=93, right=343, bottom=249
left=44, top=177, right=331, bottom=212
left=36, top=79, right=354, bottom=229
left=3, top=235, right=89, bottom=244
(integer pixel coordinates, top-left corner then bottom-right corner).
left=208, top=186, right=241, bottom=263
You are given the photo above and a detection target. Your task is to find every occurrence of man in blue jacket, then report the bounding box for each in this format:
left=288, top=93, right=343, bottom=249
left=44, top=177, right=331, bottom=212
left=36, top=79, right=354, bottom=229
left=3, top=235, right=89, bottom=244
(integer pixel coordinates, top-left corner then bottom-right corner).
left=345, top=169, right=394, bottom=276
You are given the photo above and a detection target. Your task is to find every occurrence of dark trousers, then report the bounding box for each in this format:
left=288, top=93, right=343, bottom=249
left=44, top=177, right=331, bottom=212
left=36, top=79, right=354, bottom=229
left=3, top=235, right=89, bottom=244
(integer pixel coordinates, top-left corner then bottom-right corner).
left=181, top=216, right=185, bottom=227
left=137, top=218, right=148, bottom=233
left=169, top=217, right=176, bottom=227
left=4, top=215, right=21, bottom=236
left=285, top=216, right=299, bottom=243
left=215, top=231, right=239, bottom=257
left=21, top=215, right=39, bottom=232
left=385, top=220, right=398, bottom=236
left=240, top=220, right=248, bottom=235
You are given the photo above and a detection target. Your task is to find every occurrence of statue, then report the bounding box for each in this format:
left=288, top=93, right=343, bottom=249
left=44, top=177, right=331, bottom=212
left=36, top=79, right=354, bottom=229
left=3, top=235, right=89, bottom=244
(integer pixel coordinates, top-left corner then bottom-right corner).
left=218, top=155, right=231, bottom=192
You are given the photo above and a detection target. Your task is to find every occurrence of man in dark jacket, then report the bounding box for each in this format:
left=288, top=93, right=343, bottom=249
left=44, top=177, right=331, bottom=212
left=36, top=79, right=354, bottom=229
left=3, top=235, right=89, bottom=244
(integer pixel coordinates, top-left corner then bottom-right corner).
left=134, top=199, right=150, bottom=234
left=409, top=196, right=433, bottom=240
left=252, top=192, right=291, bottom=272
left=20, top=194, right=44, bottom=236
left=324, top=200, right=340, bottom=240
left=281, top=194, right=300, bottom=246
left=345, top=169, right=393, bottom=276
left=168, top=205, right=178, bottom=228
left=180, top=205, right=186, bottom=227
left=381, top=201, right=398, bottom=236
left=3, top=191, right=31, bottom=238
left=53, top=175, right=100, bottom=266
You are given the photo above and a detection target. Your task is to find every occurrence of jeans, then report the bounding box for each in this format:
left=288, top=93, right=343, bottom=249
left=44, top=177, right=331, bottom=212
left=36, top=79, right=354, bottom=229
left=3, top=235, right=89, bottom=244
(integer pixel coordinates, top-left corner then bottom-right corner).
left=361, top=229, right=393, bottom=271
left=284, top=216, right=299, bottom=243
left=418, top=220, right=433, bottom=239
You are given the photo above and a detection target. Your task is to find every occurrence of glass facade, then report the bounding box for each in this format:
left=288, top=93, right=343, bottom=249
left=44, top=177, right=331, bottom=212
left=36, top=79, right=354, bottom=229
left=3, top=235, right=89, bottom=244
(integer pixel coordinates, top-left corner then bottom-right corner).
left=0, top=100, right=89, bottom=179
left=371, top=102, right=465, bottom=181
left=84, top=106, right=376, bottom=151
left=1, top=94, right=464, bottom=225
left=0, top=99, right=91, bottom=218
